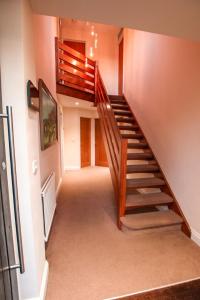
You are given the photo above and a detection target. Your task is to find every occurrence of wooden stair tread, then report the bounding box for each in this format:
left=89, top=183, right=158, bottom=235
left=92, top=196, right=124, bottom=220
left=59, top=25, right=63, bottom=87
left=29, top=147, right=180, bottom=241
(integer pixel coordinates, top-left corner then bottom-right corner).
left=126, top=192, right=173, bottom=208
left=114, top=111, right=132, bottom=116
left=119, top=125, right=139, bottom=131
left=128, top=142, right=148, bottom=149
left=127, top=164, right=159, bottom=173
left=127, top=177, right=165, bottom=189
left=127, top=152, right=153, bottom=160
left=116, top=117, right=135, bottom=124
left=120, top=210, right=183, bottom=230
left=122, top=133, right=143, bottom=139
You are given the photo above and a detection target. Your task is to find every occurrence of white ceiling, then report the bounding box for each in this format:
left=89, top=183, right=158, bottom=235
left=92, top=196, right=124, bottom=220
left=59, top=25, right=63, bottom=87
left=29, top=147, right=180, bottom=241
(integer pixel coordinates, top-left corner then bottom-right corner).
left=61, top=19, right=120, bottom=34
left=58, top=94, right=97, bottom=110
left=30, top=0, right=200, bottom=41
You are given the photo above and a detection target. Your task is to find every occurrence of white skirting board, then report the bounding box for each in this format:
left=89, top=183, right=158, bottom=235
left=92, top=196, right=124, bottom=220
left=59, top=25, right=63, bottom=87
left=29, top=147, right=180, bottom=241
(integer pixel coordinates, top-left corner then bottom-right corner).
left=191, top=228, right=200, bottom=247
left=25, top=260, right=49, bottom=300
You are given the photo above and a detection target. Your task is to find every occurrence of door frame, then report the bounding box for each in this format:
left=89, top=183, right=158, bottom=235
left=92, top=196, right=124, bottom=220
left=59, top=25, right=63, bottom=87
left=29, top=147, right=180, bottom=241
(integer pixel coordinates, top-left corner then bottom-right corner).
left=95, top=119, right=108, bottom=167
left=0, top=75, right=19, bottom=299
left=118, top=29, right=124, bottom=95
left=80, top=117, right=91, bottom=168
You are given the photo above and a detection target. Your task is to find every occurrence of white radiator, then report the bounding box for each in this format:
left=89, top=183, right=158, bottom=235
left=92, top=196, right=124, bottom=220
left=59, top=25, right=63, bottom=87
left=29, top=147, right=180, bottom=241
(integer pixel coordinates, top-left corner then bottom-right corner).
left=41, top=172, right=56, bottom=242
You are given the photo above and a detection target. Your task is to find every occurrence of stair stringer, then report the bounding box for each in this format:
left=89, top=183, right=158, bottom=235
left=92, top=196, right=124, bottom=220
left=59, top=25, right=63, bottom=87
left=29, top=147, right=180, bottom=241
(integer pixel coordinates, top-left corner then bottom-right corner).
left=122, top=95, right=191, bottom=237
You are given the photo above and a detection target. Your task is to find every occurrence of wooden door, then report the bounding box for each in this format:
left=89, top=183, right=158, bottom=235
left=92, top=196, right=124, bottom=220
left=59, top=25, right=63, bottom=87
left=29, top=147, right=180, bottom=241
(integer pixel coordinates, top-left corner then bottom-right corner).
left=80, top=117, right=91, bottom=167
left=64, top=40, right=86, bottom=55
left=118, top=38, right=124, bottom=95
left=95, top=119, right=108, bottom=167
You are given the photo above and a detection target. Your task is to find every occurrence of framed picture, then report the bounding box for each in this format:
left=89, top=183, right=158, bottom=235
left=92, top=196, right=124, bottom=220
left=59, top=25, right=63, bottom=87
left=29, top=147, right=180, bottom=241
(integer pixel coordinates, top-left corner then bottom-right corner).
left=38, top=79, right=58, bottom=150
left=27, top=80, right=39, bottom=111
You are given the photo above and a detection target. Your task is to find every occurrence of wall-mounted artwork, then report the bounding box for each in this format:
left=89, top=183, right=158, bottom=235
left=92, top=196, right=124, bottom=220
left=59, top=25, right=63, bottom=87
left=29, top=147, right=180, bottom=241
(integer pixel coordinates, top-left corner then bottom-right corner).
left=39, top=79, right=58, bottom=150
left=27, top=80, right=39, bottom=111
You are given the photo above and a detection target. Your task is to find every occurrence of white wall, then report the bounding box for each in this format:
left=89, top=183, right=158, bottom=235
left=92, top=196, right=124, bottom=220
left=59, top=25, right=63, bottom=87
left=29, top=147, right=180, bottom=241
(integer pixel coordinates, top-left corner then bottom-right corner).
left=33, top=14, right=61, bottom=188
left=123, top=28, right=200, bottom=244
left=61, top=20, right=119, bottom=95
left=63, top=107, right=98, bottom=170
left=0, top=0, right=58, bottom=299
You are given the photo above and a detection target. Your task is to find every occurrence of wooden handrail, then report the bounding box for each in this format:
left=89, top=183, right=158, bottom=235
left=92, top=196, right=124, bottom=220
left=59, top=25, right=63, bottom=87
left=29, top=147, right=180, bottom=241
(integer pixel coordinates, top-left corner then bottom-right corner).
left=95, top=66, right=128, bottom=226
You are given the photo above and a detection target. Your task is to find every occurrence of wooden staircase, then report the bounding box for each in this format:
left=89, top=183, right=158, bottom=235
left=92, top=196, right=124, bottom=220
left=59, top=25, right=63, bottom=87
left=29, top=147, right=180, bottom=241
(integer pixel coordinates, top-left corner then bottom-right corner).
left=55, top=40, right=190, bottom=236
left=96, top=89, right=190, bottom=236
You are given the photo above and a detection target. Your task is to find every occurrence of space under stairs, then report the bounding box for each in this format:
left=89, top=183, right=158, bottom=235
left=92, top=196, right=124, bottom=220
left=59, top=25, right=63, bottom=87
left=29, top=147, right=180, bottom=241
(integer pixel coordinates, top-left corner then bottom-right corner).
left=55, top=39, right=190, bottom=236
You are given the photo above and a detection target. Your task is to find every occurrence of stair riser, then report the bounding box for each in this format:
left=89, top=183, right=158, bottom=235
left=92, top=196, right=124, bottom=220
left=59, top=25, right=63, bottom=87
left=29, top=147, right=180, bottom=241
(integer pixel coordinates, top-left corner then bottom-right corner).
left=121, top=223, right=182, bottom=232
left=127, top=155, right=153, bottom=160
left=126, top=168, right=159, bottom=174
left=116, top=119, right=135, bottom=124
left=114, top=111, right=132, bottom=116
left=127, top=184, right=165, bottom=191
left=112, top=106, right=130, bottom=111
left=126, top=201, right=171, bottom=209
left=128, top=144, right=148, bottom=149
left=119, top=126, right=139, bottom=131
left=109, top=95, right=124, bottom=100
left=110, top=100, right=127, bottom=105
left=123, top=135, right=144, bottom=140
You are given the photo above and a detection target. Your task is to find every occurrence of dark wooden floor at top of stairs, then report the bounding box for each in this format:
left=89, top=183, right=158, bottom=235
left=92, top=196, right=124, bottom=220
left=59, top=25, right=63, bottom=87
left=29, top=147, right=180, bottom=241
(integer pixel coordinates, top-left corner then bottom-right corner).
left=117, top=278, right=200, bottom=300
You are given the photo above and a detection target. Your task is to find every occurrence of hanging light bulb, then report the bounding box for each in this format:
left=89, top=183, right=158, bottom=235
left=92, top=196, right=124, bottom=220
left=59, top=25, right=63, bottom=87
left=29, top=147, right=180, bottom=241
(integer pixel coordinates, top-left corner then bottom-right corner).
left=90, top=47, right=94, bottom=58
left=94, top=38, right=98, bottom=49
left=91, top=25, right=95, bottom=36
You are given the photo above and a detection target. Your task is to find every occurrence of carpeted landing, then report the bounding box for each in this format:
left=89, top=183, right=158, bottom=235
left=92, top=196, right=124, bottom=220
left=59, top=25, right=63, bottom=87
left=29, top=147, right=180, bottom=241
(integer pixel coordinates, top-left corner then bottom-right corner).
left=46, top=167, right=200, bottom=300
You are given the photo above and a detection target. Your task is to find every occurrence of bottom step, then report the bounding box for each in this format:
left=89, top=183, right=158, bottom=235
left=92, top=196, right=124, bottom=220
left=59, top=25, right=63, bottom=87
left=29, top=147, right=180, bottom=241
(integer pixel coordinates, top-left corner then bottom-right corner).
left=120, top=210, right=183, bottom=231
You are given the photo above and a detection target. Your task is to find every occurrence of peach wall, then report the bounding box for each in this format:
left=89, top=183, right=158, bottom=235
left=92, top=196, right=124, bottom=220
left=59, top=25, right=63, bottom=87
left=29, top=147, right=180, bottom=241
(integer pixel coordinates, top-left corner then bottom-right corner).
left=33, top=15, right=61, bottom=187
left=61, top=20, right=119, bottom=95
left=123, top=28, right=200, bottom=241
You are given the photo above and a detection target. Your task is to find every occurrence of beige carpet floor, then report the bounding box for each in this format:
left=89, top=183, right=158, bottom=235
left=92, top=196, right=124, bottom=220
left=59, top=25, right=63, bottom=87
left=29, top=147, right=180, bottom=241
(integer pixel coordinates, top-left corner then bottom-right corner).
left=46, top=167, right=200, bottom=300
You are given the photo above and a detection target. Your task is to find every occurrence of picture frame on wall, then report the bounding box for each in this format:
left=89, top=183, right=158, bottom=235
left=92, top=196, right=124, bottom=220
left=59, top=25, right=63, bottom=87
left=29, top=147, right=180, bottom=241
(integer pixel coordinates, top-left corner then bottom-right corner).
left=27, top=80, right=39, bottom=111
left=38, top=79, right=58, bottom=150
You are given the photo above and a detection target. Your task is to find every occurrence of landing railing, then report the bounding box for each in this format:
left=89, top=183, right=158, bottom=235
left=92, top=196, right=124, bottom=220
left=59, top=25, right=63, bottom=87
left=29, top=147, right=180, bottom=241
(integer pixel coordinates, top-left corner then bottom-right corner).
left=95, top=67, right=128, bottom=226
left=55, top=38, right=96, bottom=100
